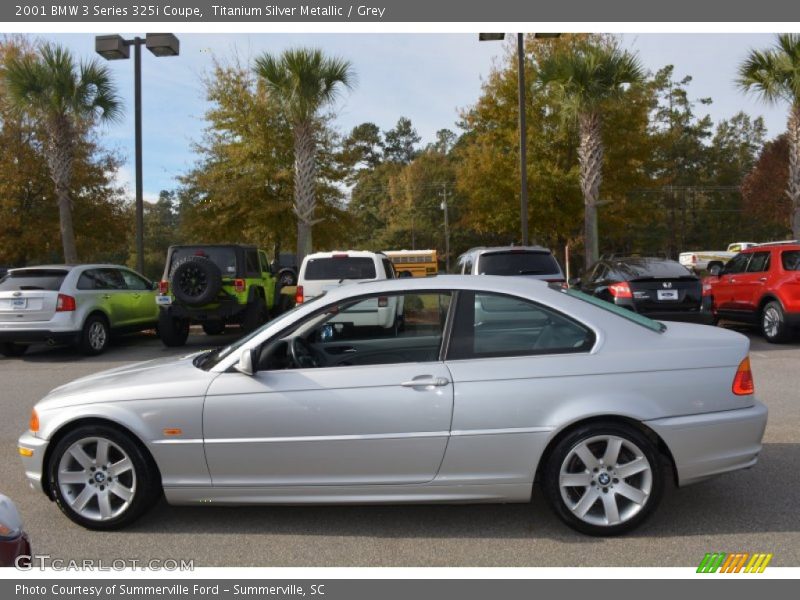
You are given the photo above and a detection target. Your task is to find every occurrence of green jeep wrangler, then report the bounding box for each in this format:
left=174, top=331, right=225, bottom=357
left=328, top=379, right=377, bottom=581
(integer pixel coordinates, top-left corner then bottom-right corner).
left=156, top=244, right=279, bottom=346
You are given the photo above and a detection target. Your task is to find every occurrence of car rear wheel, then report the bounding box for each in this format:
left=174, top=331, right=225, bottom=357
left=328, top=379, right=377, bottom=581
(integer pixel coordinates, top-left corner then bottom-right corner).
left=202, top=321, right=226, bottom=336
left=48, top=425, right=161, bottom=530
left=158, top=312, right=190, bottom=347
left=0, top=342, right=29, bottom=357
left=241, top=296, right=268, bottom=333
left=78, top=315, right=109, bottom=356
left=542, top=422, right=664, bottom=536
left=761, top=301, right=791, bottom=343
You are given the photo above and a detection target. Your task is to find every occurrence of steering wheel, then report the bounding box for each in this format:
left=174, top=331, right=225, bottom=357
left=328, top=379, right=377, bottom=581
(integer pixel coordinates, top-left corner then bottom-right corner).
left=289, top=336, right=322, bottom=369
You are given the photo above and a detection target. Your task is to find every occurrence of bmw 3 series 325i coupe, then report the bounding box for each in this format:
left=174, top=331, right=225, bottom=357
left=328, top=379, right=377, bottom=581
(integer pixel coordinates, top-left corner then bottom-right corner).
left=18, top=275, right=767, bottom=535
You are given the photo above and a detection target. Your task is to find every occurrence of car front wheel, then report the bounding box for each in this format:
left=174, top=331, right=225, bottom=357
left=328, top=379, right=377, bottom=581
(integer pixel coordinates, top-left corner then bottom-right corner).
left=542, top=422, right=664, bottom=536
left=761, top=301, right=791, bottom=343
left=48, top=425, right=161, bottom=530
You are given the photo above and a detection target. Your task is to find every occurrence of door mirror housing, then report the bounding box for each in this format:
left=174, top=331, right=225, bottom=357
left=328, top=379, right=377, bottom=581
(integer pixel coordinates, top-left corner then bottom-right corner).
left=708, top=264, right=722, bottom=277
left=568, top=277, right=581, bottom=288
left=234, top=348, right=257, bottom=376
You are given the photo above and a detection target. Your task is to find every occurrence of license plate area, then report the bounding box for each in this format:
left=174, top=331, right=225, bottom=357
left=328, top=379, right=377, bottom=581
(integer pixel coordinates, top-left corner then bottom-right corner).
left=156, top=295, right=172, bottom=306
left=11, top=298, right=28, bottom=309
left=657, top=290, right=679, bottom=301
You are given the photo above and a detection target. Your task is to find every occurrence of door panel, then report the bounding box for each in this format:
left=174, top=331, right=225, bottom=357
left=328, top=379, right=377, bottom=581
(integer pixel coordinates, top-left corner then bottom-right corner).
left=203, top=363, right=453, bottom=486
left=119, top=269, right=158, bottom=326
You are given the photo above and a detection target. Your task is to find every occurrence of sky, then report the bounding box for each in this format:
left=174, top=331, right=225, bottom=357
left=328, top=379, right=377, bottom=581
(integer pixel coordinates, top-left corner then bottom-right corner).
left=35, top=32, right=791, bottom=202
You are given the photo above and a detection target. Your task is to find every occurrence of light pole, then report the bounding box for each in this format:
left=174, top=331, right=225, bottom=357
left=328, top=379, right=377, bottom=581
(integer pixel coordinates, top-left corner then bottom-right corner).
left=479, top=33, right=560, bottom=246
left=95, top=33, right=180, bottom=275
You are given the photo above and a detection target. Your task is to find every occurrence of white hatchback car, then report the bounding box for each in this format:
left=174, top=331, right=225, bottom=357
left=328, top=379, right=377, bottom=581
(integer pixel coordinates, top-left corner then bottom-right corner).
left=0, top=265, right=158, bottom=356
left=296, top=251, right=401, bottom=329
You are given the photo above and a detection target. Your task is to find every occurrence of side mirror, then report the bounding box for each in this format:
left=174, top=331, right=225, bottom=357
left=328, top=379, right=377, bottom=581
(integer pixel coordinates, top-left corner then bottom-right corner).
left=234, top=348, right=257, bottom=376
left=708, top=264, right=722, bottom=277
left=151, top=281, right=159, bottom=291
left=568, top=277, right=581, bottom=288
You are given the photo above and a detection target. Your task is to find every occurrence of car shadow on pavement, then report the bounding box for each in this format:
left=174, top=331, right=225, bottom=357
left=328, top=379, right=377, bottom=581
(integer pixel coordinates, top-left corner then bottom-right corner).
left=125, top=442, right=799, bottom=541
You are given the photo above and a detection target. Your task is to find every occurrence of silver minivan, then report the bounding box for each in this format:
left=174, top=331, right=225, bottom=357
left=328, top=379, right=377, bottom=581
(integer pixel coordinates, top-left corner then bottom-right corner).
left=0, top=265, right=158, bottom=356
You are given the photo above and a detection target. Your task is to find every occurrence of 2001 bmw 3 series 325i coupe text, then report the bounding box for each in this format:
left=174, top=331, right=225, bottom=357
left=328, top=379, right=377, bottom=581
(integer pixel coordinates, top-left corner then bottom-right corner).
left=18, top=276, right=767, bottom=535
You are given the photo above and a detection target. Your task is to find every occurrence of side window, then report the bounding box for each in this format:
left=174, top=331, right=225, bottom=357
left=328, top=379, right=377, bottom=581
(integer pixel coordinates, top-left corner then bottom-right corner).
left=77, top=269, right=100, bottom=290
left=590, top=264, right=607, bottom=283
left=746, top=252, right=770, bottom=273
left=120, top=270, right=149, bottom=291
left=725, top=253, right=751, bottom=274
left=447, top=291, right=595, bottom=360
left=102, top=269, right=127, bottom=290
left=781, top=250, right=800, bottom=271
left=257, top=292, right=452, bottom=370
left=245, top=250, right=260, bottom=277
left=381, top=258, right=396, bottom=279
left=461, top=255, right=474, bottom=275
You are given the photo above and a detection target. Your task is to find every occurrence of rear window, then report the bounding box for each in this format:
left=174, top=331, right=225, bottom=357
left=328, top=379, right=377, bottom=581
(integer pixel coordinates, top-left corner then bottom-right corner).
left=617, top=260, right=694, bottom=279
left=477, top=251, right=560, bottom=276
left=781, top=250, right=800, bottom=271
left=0, top=269, right=67, bottom=291
left=170, top=247, right=237, bottom=276
left=304, top=257, right=377, bottom=280
left=557, top=287, right=666, bottom=333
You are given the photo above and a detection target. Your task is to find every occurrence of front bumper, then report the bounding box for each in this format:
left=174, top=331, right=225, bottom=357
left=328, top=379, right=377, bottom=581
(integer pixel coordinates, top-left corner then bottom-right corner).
left=17, top=432, right=49, bottom=495
left=646, top=401, right=768, bottom=486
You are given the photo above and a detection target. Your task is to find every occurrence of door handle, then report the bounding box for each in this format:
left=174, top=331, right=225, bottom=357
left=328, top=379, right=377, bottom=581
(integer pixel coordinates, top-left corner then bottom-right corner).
left=729, top=278, right=737, bottom=283
left=132, top=293, right=141, bottom=298
left=758, top=277, right=768, bottom=282
left=401, top=376, right=450, bottom=388
left=102, top=294, right=111, bottom=300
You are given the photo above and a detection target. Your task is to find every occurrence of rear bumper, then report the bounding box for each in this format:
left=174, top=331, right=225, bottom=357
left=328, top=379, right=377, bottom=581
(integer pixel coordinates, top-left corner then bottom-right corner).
left=0, top=329, right=78, bottom=344
left=646, top=401, right=768, bottom=486
left=159, top=299, right=246, bottom=322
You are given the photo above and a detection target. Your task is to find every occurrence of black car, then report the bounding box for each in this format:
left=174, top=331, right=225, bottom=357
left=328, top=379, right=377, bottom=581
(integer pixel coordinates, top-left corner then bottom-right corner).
left=571, top=257, right=713, bottom=324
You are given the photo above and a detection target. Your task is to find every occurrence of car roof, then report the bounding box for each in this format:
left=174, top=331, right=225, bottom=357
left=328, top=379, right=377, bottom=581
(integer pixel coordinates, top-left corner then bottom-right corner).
left=8, top=264, right=139, bottom=273
left=461, top=245, right=553, bottom=256
left=304, top=250, right=386, bottom=259
left=168, top=244, right=257, bottom=250
left=749, top=241, right=800, bottom=250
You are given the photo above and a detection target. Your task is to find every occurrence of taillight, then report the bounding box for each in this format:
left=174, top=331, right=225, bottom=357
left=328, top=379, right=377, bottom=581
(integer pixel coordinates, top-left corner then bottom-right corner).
left=158, top=280, right=169, bottom=294
left=608, top=282, right=633, bottom=299
left=732, top=356, right=754, bottom=395
left=295, top=285, right=304, bottom=304
left=691, top=254, right=697, bottom=264
left=56, top=294, right=76, bottom=312
left=378, top=296, right=388, bottom=307
left=234, top=279, right=246, bottom=293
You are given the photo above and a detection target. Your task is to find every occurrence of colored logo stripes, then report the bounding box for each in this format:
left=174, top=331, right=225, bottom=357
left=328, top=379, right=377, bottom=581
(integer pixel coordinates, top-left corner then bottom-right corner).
left=697, top=552, right=773, bottom=573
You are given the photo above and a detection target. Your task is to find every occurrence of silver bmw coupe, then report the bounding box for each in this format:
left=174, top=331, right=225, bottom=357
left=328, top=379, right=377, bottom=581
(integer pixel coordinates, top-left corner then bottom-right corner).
left=18, top=275, right=767, bottom=535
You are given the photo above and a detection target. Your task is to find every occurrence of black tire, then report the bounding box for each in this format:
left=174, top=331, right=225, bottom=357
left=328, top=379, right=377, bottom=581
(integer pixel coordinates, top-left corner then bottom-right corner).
left=202, top=321, right=226, bottom=336
left=278, top=269, right=297, bottom=288
left=47, top=424, right=161, bottom=530
left=78, top=314, right=110, bottom=356
left=0, top=342, right=28, bottom=357
left=541, top=422, right=664, bottom=536
left=761, top=300, right=791, bottom=343
left=241, top=295, right=268, bottom=333
left=158, top=312, right=190, bottom=347
left=169, top=256, right=222, bottom=306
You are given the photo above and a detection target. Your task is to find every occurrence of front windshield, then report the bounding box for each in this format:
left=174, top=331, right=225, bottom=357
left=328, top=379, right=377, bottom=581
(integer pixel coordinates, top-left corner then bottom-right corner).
left=194, top=296, right=323, bottom=370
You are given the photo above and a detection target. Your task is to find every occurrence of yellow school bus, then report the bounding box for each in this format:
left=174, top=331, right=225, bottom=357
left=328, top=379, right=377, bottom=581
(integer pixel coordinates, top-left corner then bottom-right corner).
left=383, top=249, right=438, bottom=277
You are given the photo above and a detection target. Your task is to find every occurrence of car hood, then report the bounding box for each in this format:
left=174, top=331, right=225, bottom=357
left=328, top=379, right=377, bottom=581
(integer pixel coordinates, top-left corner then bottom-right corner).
left=38, top=352, right=219, bottom=411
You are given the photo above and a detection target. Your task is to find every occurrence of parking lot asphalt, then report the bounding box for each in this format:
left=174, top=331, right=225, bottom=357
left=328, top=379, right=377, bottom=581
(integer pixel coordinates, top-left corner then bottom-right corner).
left=1, top=325, right=798, bottom=567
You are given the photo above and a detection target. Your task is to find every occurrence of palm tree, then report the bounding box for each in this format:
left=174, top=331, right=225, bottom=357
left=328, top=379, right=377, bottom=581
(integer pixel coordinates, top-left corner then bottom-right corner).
left=4, top=43, right=120, bottom=264
left=738, top=34, right=800, bottom=238
left=254, top=48, right=354, bottom=262
left=538, top=42, right=643, bottom=266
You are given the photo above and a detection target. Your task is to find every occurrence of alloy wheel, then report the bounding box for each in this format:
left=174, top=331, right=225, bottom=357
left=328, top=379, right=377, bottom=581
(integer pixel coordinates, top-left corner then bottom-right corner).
left=57, top=437, right=137, bottom=521
left=88, top=321, right=107, bottom=351
left=558, top=435, right=652, bottom=527
left=763, top=306, right=780, bottom=338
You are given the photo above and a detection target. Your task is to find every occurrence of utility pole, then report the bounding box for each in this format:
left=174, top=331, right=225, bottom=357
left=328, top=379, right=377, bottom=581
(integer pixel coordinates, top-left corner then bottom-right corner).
left=440, top=184, right=451, bottom=273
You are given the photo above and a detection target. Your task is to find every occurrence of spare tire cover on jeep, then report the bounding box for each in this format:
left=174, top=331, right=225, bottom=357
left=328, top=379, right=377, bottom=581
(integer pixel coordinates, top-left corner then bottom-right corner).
left=170, top=255, right=223, bottom=306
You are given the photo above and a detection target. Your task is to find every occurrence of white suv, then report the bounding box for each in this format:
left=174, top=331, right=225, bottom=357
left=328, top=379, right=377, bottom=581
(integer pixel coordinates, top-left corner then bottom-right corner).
left=296, top=251, right=401, bottom=329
